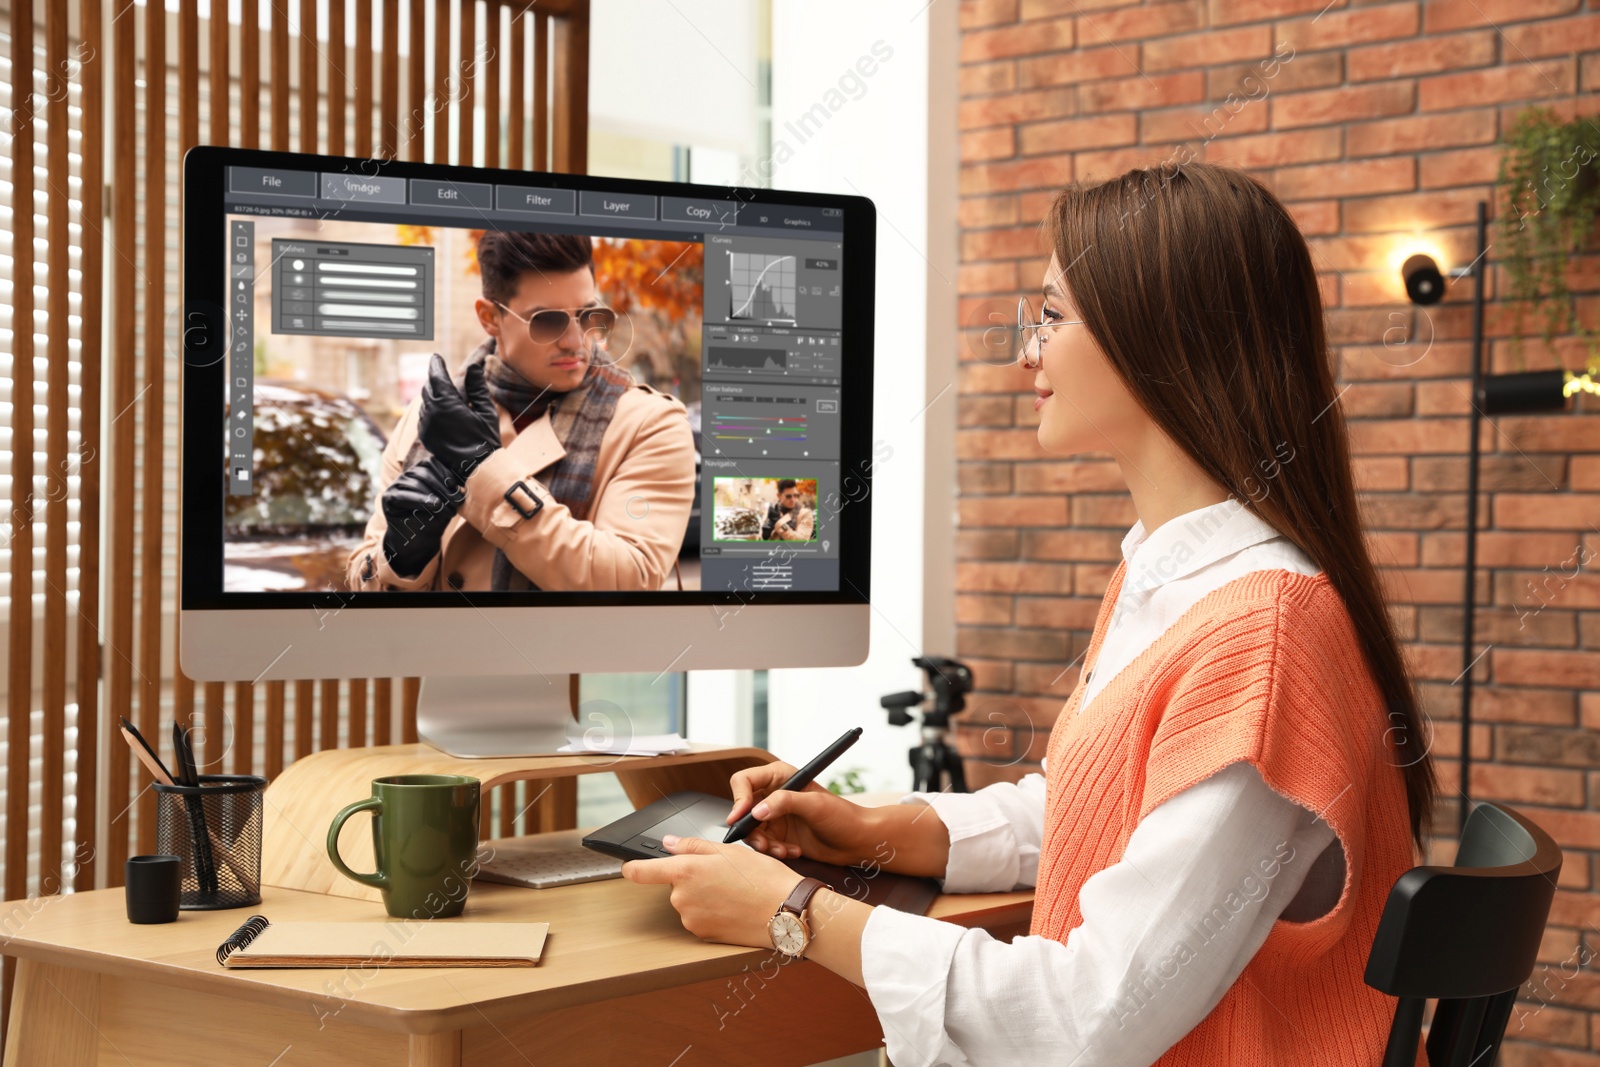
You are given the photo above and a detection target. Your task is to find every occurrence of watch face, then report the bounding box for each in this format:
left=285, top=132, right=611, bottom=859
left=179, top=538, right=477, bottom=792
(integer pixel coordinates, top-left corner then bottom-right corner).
left=769, top=911, right=807, bottom=957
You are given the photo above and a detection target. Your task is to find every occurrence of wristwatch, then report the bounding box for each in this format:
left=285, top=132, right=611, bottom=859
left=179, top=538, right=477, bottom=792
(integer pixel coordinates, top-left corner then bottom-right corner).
left=768, top=876, right=831, bottom=959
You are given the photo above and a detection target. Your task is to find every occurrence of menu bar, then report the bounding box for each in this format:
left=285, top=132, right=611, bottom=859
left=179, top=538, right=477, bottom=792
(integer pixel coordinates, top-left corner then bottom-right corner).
left=224, top=166, right=841, bottom=232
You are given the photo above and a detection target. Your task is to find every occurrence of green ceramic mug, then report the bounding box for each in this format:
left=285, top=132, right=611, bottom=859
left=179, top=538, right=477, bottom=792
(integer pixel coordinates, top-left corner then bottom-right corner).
left=326, top=774, right=481, bottom=919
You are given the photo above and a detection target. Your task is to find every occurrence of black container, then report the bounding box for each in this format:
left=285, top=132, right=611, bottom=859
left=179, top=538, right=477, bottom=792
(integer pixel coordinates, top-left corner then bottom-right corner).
left=125, top=855, right=181, bottom=924
left=154, top=774, right=267, bottom=910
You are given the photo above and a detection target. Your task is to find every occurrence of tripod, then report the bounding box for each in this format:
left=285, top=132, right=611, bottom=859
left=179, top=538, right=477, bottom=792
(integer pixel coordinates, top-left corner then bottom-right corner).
left=880, top=655, right=974, bottom=794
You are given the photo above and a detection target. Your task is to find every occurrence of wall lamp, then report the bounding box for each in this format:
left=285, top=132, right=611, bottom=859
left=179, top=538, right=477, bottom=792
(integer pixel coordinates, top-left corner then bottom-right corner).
left=1403, top=204, right=1595, bottom=835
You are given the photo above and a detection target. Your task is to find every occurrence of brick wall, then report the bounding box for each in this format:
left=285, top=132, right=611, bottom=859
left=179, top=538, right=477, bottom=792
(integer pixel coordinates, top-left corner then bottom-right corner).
left=952, top=0, right=1600, bottom=1058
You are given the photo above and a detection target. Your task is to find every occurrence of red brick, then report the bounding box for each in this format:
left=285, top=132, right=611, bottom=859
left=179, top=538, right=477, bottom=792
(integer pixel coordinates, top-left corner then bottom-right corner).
left=1015, top=46, right=1143, bottom=89
left=1018, top=113, right=1138, bottom=155
left=1418, top=58, right=1577, bottom=111
left=963, top=17, right=1075, bottom=63
left=1471, top=762, right=1586, bottom=807
left=961, top=61, right=1018, bottom=97
left=1294, top=202, right=1345, bottom=239
left=1343, top=186, right=1494, bottom=232
left=1422, top=531, right=1593, bottom=568
left=1271, top=81, right=1416, bottom=128
left=1422, top=0, right=1580, bottom=33
left=1493, top=494, right=1600, bottom=531
left=1080, top=1, right=1201, bottom=43
left=956, top=594, right=1015, bottom=626
left=1307, top=233, right=1408, bottom=272
left=1343, top=380, right=1414, bottom=417
left=958, top=561, right=1076, bottom=593
left=1070, top=494, right=1137, bottom=526
left=961, top=0, right=1020, bottom=27
left=1353, top=455, right=1410, bottom=490
left=959, top=261, right=1018, bottom=296
left=962, top=127, right=1016, bottom=163
left=960, top=88, right=1076, bottom=129
left=1340, top=340, right=1475, bottom=380
left=1367, top=529, right=1420, bottom=565
left=964, top=224, right=1047, bottom=260
left=1419, top=145, right=1502, bottom=188
left=959, top=496, right=1068, bottom=526
left=1144, top=98, right=1270, bottom=143
left=1572, top=456, right=1600, bottom=491
left=1207, top=52, right=1343, bottom=99
left=1347, top=30, right=1497, bottom=81
left=1079, top=71, right=1205, bottom=112
left=1015, top=595, right=1103, bottom=629
left=1143, top=25, right=1272, bottom=71
left=1346, top=109, right=1497, bottom=156
left=1348, top=416, right=1470, bottom=453
left=1020, top=0, right=1139, bottom=14
left=1274, top=157, right=1416, bottom=200
left=959, top=193, right=1021, bottom=229
left=1275, top=3, right=1420, bottom=51
left=1020, top=528, right=1125, bottom=560
left=1382, top=567, right=1476, bottom=604
left=1204, top=126, right=1342, bottom=168
left=1209, top=0, right=1333, bottom=27
left=958, top=428, right=1048, bottom=460
left=959, top=528, right=1021, bottom=559
left=1496, top=648, right=1600, bottom=688
left=961, top=155, right=1074, bottom=194
left=1074, top=144, right=1193, bottom=181
left=1014, top=460, right=1127, bottom=493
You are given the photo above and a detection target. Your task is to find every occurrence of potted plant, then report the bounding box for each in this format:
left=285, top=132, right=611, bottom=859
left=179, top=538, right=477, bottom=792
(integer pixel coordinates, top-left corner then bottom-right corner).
left=1496, top=106, right=1600, bottom=367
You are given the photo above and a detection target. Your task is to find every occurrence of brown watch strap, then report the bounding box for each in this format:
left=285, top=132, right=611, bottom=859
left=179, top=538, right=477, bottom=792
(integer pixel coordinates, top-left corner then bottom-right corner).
left=781, top=876, right=830, bottom=918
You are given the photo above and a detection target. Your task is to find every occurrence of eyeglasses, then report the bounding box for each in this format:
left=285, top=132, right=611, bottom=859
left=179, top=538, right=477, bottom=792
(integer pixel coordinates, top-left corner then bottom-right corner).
left=496, top=301, right=632, bottom=365
left=1016, top=295, right=1085, bottom=368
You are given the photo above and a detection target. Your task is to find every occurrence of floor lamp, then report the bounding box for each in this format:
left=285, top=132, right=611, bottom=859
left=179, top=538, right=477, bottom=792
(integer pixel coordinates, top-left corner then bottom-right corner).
left=1407, top=200, right=1600, bottom=835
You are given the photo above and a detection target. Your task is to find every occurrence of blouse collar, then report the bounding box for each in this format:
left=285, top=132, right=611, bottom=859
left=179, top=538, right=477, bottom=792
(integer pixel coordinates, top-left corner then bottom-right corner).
left=1117, top=497, right=1287, bottom=601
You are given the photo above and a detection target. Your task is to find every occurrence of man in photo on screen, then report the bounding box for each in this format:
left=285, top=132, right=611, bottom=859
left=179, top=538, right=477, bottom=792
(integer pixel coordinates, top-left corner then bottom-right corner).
left=346, top=230, right=697, bottom=592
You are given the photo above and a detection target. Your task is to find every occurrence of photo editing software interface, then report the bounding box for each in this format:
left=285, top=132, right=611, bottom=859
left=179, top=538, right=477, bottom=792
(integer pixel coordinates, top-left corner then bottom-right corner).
left=220, top=166, right=847, bottom=595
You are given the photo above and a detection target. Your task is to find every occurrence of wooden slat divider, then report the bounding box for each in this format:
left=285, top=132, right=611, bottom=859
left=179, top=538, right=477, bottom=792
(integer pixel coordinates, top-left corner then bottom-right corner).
left=457, top=0, right=475, bottom=165
left=74, top=0, right=106, bottom=895
left=483, top=0, right=500, bottom=168
left=320, top=679, right=341, bottom=750
left=533, top=9, right=547, bottom=170
left=211, top=0, right=230, bottom=143
left=507, top=3, right=525, bottom=169
left=355, top=0, right=372, bottom=157
left=374, top=678, right=394, bottom=746
left=381, top=0, right=399, bottom=158
left=40, top=0, right=74, bottom=896
left=294, top=679, right=315, bottom=760
left=271, top=1, right=289, bottom=151
left=136, top=0, right=168, bottom=858
left=105, top=0, right=138, bottom=887
left=349, top=680, right=368, bottom=750
left=551, top=0, right=587, bottom=173
left=232, top=683, right=255, bottom=775
left=5, top=0, right=35, bottom=972
left=408, top=0, right=426, bottom=162
left=433, top=0, right=450, bottom=162
left=300, top=0, right=318, bottom=153
left=329, top=0, right=347, bottom=157
left=241, top=0, right=260, bottom=148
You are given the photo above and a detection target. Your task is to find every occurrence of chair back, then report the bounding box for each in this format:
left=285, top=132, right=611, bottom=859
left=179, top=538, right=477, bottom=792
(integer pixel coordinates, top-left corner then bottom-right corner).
left=1364, top=802, right=1562, bottom=1067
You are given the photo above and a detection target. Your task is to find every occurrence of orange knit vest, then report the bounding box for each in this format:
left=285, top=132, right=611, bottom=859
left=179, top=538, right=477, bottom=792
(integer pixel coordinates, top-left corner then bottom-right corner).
left=1031, top=562, right=1423, bottom=1066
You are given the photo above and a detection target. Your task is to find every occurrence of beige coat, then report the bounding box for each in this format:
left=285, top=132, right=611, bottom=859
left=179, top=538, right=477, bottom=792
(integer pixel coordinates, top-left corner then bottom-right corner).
left=347, top=381, right=697, bottom=592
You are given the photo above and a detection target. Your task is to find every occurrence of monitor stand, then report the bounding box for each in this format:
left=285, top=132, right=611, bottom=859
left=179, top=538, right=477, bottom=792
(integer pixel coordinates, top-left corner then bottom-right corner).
left=416, top=673, right=580, bottom=758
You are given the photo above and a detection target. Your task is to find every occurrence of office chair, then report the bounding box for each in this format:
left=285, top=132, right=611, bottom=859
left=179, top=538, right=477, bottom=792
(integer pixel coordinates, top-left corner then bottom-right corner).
left=1364, top=801, right=1563, bottom=1067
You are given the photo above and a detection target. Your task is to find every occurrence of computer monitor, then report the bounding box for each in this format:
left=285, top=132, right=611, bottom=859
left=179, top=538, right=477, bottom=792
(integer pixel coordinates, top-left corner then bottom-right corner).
left=180, top=147, right=877, bottom=756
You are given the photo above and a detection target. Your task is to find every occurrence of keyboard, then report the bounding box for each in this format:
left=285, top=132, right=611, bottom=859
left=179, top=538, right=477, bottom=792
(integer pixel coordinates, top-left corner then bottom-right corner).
left=474, top=837, right=625, bottom=890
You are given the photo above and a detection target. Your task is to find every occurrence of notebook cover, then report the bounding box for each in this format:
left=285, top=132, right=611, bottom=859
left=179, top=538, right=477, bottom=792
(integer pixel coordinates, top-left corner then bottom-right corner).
left=222, top=921, right=549, bottom=968
left=780, top=855, right=942, bottom=916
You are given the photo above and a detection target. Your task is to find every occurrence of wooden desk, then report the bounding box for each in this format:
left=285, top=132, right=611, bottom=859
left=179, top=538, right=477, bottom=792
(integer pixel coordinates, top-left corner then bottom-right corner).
left=0, top=830, right=1034, bottom=1066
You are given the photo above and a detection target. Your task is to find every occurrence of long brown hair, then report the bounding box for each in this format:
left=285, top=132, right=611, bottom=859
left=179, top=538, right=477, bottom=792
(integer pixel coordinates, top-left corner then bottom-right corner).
left=1042, top=160, right=1437, bottom=850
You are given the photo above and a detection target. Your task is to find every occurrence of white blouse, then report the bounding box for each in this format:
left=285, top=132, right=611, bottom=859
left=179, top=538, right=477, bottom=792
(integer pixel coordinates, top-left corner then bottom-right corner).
left=857, top=499, right=1345, bottom=1067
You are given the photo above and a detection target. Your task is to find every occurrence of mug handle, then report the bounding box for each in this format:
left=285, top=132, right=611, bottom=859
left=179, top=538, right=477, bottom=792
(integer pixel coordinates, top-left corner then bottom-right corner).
left=327, top=797, right=389, bottom=891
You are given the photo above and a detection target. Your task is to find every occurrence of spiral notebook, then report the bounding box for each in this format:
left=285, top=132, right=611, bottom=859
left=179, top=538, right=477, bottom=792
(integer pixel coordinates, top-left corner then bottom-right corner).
left=215, top=914, right=550, bottom=968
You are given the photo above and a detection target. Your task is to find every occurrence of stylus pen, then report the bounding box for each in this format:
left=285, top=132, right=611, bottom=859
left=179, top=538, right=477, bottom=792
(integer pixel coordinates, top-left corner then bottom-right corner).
left=723, top=726, right=863, bottom=844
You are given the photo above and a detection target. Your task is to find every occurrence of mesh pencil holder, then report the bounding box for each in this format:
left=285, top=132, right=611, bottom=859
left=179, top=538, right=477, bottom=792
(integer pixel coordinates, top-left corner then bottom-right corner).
left=154, top=774, right=267, bottom=910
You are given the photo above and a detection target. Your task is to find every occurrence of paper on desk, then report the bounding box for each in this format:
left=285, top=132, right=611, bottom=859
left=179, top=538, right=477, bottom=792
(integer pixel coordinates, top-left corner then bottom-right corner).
left=557, top=731, right=692, bottom=756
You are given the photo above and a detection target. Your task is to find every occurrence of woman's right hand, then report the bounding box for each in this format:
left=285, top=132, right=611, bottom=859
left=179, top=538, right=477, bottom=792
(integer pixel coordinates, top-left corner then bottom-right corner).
left=727, top=761, right=881, bottom=868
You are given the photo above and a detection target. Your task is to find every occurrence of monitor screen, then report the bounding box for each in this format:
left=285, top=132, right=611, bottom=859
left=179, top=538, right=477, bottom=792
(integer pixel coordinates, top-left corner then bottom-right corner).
left=180, top=148, right=877, bottom=616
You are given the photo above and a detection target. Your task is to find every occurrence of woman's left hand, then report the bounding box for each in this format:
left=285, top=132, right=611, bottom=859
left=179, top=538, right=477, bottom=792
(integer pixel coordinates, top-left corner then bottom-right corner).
left=620, top=834, right=803, bottom=948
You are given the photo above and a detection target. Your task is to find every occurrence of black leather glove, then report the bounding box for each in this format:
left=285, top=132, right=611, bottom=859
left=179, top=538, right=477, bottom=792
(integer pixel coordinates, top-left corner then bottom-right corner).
left=379, top=454, right=462, bottom=579
left=418, top=353, right=502, bottom=485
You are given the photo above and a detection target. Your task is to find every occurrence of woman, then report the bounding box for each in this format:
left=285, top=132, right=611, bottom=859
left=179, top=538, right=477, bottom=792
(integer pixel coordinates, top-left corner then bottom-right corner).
left=621, top=160, right=1436, bottom=1066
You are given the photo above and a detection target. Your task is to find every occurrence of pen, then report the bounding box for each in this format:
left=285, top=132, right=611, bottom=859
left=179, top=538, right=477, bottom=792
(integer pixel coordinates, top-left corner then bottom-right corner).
left=723, top=726, right=863, bottom=844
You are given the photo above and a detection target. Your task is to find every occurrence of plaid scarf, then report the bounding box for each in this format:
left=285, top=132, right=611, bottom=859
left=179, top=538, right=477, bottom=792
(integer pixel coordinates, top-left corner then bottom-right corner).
left=406, top=337, right=633, bottom=591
